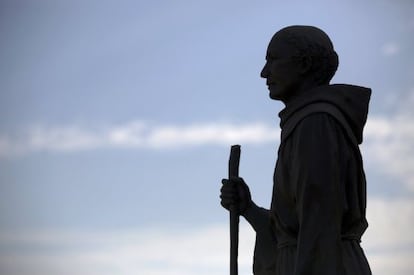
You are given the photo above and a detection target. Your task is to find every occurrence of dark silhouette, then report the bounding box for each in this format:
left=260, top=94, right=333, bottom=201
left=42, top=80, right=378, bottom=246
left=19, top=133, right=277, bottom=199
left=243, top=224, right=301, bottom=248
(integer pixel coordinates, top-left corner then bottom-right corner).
left=221, top=25, right=372, bottom=275
left=228, top=145, right=241, bottom=275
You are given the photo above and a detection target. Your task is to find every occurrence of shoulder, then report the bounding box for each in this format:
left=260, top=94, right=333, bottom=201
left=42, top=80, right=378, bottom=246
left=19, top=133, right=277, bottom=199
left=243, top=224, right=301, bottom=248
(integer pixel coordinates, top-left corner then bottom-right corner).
left=282, top=110, right=342, bottom=144
left=296, top=112, right=340, bottom=132
left=288, top=113, right=349, bottom=163
left=293, top=113, right=344, bottom=146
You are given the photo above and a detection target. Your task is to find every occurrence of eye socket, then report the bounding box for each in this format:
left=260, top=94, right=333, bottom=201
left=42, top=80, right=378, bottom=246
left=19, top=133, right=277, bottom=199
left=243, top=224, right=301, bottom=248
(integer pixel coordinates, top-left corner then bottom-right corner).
left=269, top=52, right=286, bottom=63
left=266, top=52, right=278, bottom=60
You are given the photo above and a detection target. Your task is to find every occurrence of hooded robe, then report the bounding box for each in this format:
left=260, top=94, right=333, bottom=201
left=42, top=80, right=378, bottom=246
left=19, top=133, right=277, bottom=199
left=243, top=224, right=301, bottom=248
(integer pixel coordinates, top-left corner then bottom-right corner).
left=245, top=84, right=372, bottom=275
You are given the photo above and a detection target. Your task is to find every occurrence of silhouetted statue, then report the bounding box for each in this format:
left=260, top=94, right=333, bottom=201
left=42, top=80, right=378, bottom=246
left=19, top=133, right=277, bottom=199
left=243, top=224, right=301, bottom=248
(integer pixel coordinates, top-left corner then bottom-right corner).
left=221, top=25, right=372, bottom=275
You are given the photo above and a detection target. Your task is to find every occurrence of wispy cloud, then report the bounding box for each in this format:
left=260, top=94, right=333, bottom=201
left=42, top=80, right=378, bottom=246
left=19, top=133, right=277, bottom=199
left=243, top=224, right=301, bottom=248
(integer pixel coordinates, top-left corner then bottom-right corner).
left=1, top=114, right=414, bottom=191
left=364, top=197, right=414, bottom=275
left=363, top=115, right=414, bottom=192
left=381, top=42, right=400, bottom=56
left=0, top=197, right=412, bottom=275
left=0, top=224, right=256, bottom=275
left=0, top=121, right=280, bottom=156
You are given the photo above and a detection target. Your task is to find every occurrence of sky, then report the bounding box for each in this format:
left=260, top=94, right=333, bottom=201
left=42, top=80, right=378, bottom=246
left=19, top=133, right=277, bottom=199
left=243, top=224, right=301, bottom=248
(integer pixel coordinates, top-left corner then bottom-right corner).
left=0, top=0, right=413, bottom=274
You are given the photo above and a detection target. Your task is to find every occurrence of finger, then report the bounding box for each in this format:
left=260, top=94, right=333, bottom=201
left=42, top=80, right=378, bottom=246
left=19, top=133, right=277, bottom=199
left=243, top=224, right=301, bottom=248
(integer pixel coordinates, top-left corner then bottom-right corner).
left=220, top=187, right=238, bottom=197
left=221, top=201, right=230, bottom=209
left=221, top=181, right=235, bottom=190
left=220, top=190, right=239, bottom=200
left=229, top=176, right=244, bottom=184
left=220, top=193, right=234, bottom=202
left=220, top=185, right=238, bottom=196
left=222, top=178, right=241, bottom=187
left=220, top=193, right=237, bottom=201
left=220, top=198, right=238, bottom=208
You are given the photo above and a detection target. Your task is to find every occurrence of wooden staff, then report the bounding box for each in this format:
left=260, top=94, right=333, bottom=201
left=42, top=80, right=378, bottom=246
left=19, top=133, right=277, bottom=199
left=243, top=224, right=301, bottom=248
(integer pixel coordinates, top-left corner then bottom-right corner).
left=228, top=145, right=241, bottom=275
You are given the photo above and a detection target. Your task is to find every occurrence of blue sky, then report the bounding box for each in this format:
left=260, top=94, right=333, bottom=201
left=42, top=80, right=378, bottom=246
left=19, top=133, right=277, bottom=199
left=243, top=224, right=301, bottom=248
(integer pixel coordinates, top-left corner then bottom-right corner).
left=0, top=0, right=413, bottom=274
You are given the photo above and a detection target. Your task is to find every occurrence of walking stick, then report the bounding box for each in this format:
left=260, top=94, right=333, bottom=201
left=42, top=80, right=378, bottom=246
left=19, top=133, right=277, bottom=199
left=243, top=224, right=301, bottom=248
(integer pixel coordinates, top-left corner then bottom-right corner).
left=228, top=145, right=241, bottom=275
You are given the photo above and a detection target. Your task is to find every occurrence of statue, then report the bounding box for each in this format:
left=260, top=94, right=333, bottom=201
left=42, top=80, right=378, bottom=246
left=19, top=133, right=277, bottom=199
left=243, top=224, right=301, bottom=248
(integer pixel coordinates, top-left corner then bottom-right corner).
left=220, top=25, right=372, bottom=275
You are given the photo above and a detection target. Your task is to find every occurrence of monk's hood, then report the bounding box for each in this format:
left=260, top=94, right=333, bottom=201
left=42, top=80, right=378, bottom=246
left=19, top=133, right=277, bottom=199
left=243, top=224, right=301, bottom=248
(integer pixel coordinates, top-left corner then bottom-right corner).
left=279, top=84, right=371, bottom=144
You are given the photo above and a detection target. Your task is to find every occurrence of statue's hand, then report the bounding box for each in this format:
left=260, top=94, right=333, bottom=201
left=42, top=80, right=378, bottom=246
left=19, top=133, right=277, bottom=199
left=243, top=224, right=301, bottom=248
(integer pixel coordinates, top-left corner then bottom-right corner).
left=220, top=177, right=252, bottom=215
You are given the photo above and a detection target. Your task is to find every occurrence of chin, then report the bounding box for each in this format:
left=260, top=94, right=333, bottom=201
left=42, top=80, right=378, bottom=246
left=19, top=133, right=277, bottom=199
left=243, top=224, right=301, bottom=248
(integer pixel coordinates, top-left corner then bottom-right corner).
left=268, top=85, right=290, bottom=102
left=269, top=90, right=283, bottom=101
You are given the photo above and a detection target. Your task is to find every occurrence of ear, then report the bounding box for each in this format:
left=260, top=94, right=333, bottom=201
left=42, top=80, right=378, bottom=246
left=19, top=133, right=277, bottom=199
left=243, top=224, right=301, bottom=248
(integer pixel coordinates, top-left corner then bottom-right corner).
left=298, top=55, right=312, bottom=75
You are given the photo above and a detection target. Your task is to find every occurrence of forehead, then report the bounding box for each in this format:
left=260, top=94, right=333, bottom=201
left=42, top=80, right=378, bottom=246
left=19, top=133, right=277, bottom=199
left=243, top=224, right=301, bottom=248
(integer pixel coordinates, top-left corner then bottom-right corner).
left=266, top=34, right=297, bottom=58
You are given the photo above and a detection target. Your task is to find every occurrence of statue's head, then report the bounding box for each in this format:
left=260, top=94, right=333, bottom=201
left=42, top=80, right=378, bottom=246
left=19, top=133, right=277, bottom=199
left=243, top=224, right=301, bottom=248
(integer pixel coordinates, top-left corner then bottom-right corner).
left=261, top=25, right=339, bottom=102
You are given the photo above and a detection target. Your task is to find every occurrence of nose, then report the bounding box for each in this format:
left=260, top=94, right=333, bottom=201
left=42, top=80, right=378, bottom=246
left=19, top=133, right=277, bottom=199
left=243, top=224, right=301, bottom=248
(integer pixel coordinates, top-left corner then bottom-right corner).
left=260, top=62, right=269, bottom=79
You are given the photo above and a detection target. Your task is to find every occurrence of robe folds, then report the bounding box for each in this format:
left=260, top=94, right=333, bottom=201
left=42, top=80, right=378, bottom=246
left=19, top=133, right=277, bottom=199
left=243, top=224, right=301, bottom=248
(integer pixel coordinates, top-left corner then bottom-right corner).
left=245, top=84, right=372, bottom=275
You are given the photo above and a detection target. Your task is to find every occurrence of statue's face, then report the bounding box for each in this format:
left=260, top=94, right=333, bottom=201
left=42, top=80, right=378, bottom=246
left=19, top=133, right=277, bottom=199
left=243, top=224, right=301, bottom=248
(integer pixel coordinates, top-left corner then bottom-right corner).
left=260, top=35, right=303, bottom=102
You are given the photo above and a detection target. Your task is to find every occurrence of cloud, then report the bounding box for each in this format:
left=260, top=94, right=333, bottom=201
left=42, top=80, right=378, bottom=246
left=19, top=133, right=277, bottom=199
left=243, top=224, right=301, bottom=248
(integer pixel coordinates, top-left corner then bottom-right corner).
left=0, top=121, right=280, bottom=157
left=1, top=114, right=414, bottom=191
left=364, top=197, right=414, bottom=275
left=381, top=42, right=400, bottom=56
left=0, top=197, right=412, bottom=275
left=364, top=197, right=414, bottom=249
left=363, top=115, right=414, bottom=192
left=0, top=224, right=256, bottom=275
